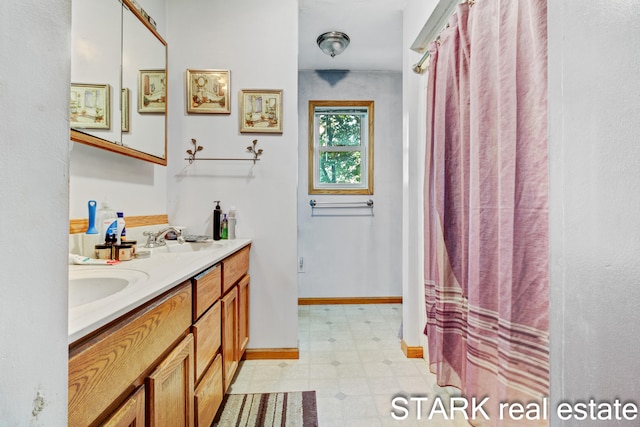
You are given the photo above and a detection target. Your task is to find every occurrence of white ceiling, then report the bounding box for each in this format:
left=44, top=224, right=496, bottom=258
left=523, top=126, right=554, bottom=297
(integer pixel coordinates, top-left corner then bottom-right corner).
left=298, top=0, right=407, bottom=71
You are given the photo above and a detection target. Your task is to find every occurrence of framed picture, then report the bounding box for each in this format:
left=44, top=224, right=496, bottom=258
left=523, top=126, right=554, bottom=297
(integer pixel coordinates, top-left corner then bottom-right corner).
left=121, top=88, right=130, bottom=132
left=70, top=83, right=110, bottom=129
left=239, top=89, right=283, bottom=134
left=138, top=69, right=166, bottom=113
left=186, top=69, right=230, bottom=114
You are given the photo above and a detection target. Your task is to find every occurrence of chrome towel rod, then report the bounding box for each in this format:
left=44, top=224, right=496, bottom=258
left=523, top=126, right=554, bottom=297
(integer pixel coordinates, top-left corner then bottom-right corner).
left=309, top=199, right=374, bottom=208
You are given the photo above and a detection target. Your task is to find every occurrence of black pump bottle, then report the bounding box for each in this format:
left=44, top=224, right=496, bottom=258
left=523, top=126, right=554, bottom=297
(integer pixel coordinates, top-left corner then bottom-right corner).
left=213, top=201, right=222, bottom=240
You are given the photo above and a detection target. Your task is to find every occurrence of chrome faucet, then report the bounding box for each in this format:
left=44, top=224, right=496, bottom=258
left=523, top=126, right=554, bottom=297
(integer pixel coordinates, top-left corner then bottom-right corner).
left=143, top=227, right=185, bottom=248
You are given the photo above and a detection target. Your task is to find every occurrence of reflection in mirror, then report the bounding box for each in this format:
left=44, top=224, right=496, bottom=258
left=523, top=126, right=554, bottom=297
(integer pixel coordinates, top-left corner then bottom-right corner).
left=71, top=0, right=121, bottom=143
left=122, top=7, right=166, bottom=159
left=70, top=0, right=167, bottom=165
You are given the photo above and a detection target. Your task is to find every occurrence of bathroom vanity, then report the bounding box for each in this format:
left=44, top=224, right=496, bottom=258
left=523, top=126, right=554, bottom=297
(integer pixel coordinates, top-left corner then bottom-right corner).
left=68, top=240, right=251, bottom=427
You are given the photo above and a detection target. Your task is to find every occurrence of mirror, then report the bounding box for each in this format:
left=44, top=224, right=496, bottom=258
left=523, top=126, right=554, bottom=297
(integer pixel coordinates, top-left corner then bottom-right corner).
left=70, top=0, right=121, bottom=145
left=121, top=6, right=166, bottom=159
left=70, top=0, right=167, bottom=165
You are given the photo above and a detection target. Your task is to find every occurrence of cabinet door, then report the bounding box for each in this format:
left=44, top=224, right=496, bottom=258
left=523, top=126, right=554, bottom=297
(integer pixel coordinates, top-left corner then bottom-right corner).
left=101, top=385, right=145, bottom=427
left=147, top=334, right=195, bottom=427
left=221, top=286, right=238, bottom=392
left=194, top=353, right=223, bottom=427
left=238, top=274, right=250, bottom=357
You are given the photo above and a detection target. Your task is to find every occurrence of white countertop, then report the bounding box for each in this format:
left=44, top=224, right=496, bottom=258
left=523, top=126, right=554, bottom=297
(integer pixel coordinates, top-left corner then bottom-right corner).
left=68, top=238, right=251, bottom=344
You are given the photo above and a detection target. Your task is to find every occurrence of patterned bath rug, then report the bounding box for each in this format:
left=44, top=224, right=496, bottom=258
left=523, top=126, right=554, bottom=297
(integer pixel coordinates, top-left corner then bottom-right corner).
left=212, top=391, right=318, bottom=427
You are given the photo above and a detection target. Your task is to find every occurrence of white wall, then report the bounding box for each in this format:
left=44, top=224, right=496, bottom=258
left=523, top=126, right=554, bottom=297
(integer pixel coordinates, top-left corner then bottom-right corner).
left=297, top=71, right=403, bottom=298
left=548, top=1, right=640, bottom=425
left=0, top=1, right=70, bottom=424
left=69, top=144, right=167, bottom=218
left=401, top=0, right=439, bottom=348
left=166, top=0, right=299, bottom=349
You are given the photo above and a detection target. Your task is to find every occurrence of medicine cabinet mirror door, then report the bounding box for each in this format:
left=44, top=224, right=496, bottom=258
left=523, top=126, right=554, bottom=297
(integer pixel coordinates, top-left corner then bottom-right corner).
left=70, top=0, right=168, bottom=166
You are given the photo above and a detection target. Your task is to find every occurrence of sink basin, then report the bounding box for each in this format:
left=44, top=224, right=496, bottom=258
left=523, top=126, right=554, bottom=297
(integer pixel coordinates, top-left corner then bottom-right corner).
left=149, top=241, right=226, bottom=254
left=69, top=269, right=149, bottom=307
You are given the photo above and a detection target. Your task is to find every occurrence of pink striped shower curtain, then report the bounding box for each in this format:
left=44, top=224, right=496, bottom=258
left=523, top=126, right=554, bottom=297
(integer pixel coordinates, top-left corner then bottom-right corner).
left=424, top=1, right=548, bottom=425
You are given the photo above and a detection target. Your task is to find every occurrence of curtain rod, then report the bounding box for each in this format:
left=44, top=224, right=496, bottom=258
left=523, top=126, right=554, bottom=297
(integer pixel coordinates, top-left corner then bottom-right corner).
left=411, top=0, right=475, bottom=74
left=412, top=50, right=432, bottom=74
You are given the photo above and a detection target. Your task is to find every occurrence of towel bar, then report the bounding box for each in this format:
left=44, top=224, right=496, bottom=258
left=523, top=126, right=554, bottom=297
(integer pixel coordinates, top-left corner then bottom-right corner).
left=309, top=199, right=374, bottom=208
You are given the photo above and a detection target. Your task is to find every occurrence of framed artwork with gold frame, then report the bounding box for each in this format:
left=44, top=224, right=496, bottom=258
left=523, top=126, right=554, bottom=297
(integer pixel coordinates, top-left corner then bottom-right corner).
left=239, top=89, right=283, bottom=134
left=186, top=69, right=230, bottom=114
left=70, top=83, right=110, bottom=129
left=138, top=69, right=166, bottom=113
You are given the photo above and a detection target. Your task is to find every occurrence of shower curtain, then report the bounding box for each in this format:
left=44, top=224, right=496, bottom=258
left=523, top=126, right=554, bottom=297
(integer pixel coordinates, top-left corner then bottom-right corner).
left=423, top=1, right=548, bottom=425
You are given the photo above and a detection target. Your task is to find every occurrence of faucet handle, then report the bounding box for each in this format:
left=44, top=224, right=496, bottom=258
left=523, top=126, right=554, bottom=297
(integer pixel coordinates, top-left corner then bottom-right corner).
left=142, top=230, right=158, bottom=248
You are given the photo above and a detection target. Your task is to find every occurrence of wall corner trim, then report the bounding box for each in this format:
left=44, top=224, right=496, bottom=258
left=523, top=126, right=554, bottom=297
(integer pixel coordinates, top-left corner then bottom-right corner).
left=401, top=340, right=424, bottom=359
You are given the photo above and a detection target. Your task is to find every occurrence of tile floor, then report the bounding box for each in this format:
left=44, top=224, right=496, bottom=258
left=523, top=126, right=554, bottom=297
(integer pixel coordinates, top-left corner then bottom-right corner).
left=227, top=304, right=471, bottom=426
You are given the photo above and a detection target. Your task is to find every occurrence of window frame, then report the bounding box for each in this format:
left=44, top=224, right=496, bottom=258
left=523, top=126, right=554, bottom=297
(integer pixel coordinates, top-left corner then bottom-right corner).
left=308, top=100, right=374, bottom=195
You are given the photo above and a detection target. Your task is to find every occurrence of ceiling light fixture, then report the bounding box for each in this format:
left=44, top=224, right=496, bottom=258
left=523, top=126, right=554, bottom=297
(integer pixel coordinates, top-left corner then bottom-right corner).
left=316, top=31, right=350, bottom=58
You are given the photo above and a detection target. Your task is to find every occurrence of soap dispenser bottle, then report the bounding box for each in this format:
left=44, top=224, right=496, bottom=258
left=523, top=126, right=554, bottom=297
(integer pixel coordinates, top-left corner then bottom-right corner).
left=221, top=213, right=228, bottom=239
left=213, top=201, right=222, bottom=240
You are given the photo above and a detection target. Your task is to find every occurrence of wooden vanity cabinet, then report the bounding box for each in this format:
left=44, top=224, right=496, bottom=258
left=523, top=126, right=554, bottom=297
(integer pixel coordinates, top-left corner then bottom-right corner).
left=69, top=244, right=251, bottom=427
left=68, top=282, right=192, bottom=427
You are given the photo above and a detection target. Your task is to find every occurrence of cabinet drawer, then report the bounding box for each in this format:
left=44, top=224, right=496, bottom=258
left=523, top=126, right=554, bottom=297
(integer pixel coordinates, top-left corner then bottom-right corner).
left=193, top=264, right=221, bottom=321
left=222, top=245, right=250, bottom=294
left=193, top=300, right=221, bottom=381
left=194, top=353, right=223, bottom=427
left=68, top=282, right=192, bottom=427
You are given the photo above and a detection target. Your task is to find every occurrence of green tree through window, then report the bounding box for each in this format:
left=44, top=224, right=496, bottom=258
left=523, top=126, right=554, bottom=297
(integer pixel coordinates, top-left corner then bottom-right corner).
left=309, top=100, right=374, bottom=195
left=318, top=113, right=362, bottom=184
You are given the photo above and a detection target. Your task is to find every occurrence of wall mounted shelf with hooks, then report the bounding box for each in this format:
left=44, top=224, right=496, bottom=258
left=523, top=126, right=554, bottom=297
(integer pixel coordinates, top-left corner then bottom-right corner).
left=185, top=138, right=264, bottom=164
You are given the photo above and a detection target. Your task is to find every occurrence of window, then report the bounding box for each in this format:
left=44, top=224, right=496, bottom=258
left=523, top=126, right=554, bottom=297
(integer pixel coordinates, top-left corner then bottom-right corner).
left=308, top=100, right=374, bottom=194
